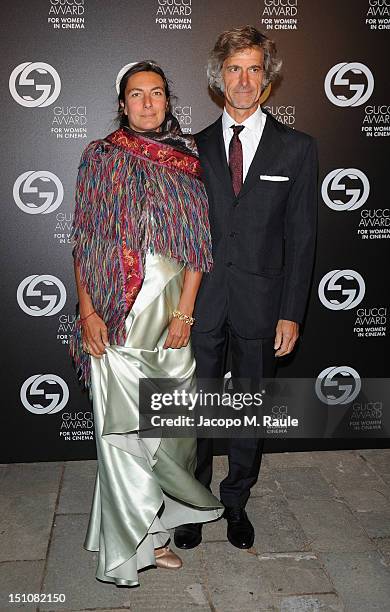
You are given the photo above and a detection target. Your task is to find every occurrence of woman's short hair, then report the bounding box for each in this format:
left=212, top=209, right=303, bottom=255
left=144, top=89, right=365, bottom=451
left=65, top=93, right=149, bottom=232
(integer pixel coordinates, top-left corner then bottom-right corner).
left=117, top=61, right=172, bottom=127
left=207, top=25, right=282, bottom=96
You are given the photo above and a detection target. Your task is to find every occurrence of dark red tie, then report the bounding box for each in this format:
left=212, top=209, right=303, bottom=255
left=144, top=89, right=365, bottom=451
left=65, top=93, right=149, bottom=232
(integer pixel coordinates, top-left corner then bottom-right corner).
left=229, top=124, right=245, bottom=195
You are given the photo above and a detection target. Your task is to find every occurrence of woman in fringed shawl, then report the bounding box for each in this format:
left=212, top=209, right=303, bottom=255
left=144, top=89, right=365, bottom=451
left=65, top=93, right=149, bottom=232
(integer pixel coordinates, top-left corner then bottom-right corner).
left=69, top=62, right=223, bottom=586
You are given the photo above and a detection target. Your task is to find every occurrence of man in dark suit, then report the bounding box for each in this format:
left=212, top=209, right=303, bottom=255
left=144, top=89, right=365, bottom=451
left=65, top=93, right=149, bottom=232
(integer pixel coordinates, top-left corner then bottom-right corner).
left=174, top=26, right=318, bottom=550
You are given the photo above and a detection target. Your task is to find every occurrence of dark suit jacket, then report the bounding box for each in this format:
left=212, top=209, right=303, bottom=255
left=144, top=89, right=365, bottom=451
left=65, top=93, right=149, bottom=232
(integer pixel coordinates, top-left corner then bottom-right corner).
left=193, top=110, right=318, bottom=339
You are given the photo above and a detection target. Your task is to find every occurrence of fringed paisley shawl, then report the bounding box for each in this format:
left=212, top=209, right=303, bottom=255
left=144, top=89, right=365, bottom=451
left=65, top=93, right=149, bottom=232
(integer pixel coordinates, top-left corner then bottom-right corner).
left=69, top=127, right=212, bottom=390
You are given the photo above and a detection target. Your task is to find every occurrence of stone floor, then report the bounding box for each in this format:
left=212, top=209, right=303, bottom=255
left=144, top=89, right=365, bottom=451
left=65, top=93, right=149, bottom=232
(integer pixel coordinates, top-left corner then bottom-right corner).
left=0, top=449, right=390, bottom=612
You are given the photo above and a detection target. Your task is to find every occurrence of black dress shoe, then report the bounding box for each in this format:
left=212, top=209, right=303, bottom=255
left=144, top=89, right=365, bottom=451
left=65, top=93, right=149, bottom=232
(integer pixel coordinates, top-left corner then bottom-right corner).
left=174, top=523, right=202, bottom=549
left=224, top=506, right=255, bottom=549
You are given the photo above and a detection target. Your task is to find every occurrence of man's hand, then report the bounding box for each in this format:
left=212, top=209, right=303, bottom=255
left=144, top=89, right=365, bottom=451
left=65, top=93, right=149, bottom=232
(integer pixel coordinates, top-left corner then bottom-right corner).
left=274, top=319, right=299, bottom=357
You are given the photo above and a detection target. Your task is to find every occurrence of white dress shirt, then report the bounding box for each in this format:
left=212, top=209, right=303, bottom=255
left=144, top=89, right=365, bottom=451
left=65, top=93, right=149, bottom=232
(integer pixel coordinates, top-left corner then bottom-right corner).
left=222, top=105, right=267, bottom=181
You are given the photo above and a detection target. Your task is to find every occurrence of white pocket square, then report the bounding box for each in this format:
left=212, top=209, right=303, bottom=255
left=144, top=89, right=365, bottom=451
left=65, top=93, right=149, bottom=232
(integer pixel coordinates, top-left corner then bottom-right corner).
left=260, top=175, right=289, bottom=181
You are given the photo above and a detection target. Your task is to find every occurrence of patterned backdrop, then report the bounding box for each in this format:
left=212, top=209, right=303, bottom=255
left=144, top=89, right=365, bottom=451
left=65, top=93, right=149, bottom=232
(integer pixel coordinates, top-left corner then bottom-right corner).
left=1, top=0, right=389, bottom=461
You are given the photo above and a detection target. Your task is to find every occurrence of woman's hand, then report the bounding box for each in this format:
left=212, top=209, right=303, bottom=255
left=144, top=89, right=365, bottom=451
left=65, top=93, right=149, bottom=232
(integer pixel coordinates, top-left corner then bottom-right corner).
left=163, top=317, right=191, bottom=349
left=81, top=312, right=110, bottom=358
left=163, top=267, right=201, bottom=349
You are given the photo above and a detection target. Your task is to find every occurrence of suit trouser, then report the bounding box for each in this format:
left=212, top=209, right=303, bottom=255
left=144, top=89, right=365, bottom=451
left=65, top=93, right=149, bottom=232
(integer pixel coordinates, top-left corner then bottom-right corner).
left=192, top=316, right=276, bottom=509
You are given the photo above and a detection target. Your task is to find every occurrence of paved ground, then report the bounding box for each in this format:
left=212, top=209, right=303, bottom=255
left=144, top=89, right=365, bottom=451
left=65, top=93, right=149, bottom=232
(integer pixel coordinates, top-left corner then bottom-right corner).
left=0, top=449, right=389, bottom=612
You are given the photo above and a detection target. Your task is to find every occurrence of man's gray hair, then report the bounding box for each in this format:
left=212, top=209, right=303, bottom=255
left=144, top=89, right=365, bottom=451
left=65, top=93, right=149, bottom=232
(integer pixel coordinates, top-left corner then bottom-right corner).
left=207, top=25, right=282, bottom=95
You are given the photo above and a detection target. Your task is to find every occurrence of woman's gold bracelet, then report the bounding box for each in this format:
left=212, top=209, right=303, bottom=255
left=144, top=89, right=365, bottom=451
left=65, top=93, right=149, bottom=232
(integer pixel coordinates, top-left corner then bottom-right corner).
left=172, top=309, right=195, bottom=326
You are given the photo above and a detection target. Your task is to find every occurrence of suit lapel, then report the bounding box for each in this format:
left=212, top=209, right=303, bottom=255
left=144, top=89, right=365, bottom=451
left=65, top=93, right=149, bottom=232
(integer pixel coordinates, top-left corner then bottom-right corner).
left=200, top=112, right=285, bottom=200
left=239, top=113, right=285, bottom=199
left=202, top=118, right=235, bottom=199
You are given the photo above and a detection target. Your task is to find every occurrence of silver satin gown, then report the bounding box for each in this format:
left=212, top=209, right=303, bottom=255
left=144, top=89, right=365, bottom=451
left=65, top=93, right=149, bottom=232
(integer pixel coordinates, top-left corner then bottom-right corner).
left=84, top=252, right=224, bottom=586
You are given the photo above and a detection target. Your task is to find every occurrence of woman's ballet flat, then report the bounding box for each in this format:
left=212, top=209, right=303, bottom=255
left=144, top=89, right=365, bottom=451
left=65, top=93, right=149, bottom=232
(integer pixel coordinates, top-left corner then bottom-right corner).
left=154, top=546, right=183, bottom=569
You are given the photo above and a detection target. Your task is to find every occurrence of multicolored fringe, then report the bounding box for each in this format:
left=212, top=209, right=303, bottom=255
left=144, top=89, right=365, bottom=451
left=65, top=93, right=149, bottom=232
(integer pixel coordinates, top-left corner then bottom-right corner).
left=69, top=130, right=213, bottom=390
